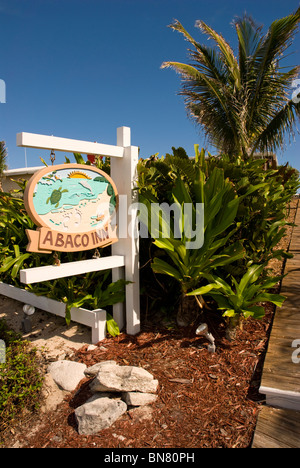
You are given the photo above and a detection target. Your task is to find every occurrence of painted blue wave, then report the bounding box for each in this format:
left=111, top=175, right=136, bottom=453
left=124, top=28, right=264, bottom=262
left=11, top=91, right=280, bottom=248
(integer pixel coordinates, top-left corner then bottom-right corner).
left=33, top=178, right=108, bottom=215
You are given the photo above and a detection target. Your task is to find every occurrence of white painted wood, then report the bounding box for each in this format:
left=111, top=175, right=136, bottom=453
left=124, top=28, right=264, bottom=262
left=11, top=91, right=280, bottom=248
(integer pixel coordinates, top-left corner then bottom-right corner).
left=91, top=309, right=107, bottom=343
left=4, top=166, right=44, bottom=176
left=112, top=266, right=125, bottom=332
left=0, top=282, right=107, bottom=343
left=260, top=385, right=300, bottom=411
left=117, top=126, right=131, bottom=147
left=17, top=132, right=124, bottom=158
left=20, top=255, right=125, bottom=284
left=111, top=127, right=140, bottom=335
left=15, top=126, right=140, bottom=338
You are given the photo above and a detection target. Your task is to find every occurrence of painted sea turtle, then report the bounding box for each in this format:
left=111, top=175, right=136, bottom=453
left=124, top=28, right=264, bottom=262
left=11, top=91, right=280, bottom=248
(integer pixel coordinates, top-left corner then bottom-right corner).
left=46, top=187, right=68, bottom=208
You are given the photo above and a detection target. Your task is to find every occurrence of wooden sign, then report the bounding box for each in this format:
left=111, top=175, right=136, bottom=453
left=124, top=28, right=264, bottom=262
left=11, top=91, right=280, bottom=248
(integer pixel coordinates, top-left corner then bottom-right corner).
left=24, top=164, right=118, bottom=253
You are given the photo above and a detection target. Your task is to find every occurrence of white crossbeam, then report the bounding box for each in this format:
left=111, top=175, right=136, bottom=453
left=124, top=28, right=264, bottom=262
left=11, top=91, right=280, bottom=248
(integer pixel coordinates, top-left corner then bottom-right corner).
left=20, top=255, right=125, bottom=284
left=17, top=132, right=124, bottom=158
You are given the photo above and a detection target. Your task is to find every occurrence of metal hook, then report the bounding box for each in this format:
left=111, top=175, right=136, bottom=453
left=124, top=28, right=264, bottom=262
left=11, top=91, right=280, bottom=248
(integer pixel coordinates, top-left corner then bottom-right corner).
left=50, top=150, right=56, bottom=165
left=92, top=248, right=101, bottom=259
left=53, top=252, right=61, bottom=266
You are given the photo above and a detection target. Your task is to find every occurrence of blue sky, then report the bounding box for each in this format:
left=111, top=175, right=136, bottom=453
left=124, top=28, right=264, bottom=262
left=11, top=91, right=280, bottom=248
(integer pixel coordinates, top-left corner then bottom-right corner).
left=1, top=0, right=300, bottom=171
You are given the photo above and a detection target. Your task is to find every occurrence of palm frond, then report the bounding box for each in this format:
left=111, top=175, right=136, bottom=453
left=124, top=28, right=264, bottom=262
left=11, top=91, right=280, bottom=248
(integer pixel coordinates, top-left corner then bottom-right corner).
left=162, top=8, right=300, bottom=159
left=164, top=20, right=228, bottom=83
left=248, top=7, right=300, bottom=127
left=233, top=15, right=263, bottom=85
left=161, top=61, right=201, bottom=80
left=252, top=99, right=300, bottom=154
left=195, top=20, right=240, bottom=89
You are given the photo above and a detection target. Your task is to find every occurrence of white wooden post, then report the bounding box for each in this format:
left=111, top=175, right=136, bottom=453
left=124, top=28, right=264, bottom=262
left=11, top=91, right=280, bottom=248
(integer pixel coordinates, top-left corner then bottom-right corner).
left=111, top=127, right=140, bottom=335
left=15, top=126, right=140, bottom=339
left=17, top=133, right=124, bottom=158
left=20, top=256, right=125, bottom=284
left=92, top=309, right=107, bottom=344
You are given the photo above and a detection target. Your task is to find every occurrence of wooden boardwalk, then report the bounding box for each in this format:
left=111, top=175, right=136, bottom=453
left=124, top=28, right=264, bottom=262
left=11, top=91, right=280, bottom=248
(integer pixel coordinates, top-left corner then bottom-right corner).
left=252, top=406, right=300, bottom=448
left=252, top=200, right=300, bottom=447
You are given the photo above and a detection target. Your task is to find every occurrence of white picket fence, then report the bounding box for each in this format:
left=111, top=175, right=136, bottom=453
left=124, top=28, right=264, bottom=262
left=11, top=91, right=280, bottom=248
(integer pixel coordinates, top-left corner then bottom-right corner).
left=0, top=127, right=140, bottom=343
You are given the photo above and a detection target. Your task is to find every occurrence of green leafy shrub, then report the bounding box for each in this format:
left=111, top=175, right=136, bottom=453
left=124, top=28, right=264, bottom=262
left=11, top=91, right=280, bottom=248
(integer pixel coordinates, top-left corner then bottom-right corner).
left=0, top=186, right=51, bottom=285
left=188, top=265, right=286, bottom=339
left=207, top=156, right=300, bottom=265
left=137, top=146, right=299, bottom=332
left=0, top=320, right=43, bottom=432
left=0, top=180, right=124, bottom=336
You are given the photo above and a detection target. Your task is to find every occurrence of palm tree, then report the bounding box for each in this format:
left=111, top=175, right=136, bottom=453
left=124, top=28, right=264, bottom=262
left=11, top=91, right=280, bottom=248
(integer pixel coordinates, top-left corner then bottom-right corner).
left=0, top=141, right=8, bottom=191
left=162, top=8, right=300, bottom=160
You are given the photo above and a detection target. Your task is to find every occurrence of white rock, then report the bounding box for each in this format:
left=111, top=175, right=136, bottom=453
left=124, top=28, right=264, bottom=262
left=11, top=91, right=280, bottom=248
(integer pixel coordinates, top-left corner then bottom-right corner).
left=84, top=360, right=117, bottom=378
left=75, top=395, right=127, bottom=435
left=112, top=433, right=126, bottom=442
left=122, top=392, right=158, bottom=406
left=87, top=345, right=97, bottom=352
left=40, top=373, right=68, bottom=413
left=48, top=360, right=87, bottom=392
left=90, top=364, right=158, bottom=394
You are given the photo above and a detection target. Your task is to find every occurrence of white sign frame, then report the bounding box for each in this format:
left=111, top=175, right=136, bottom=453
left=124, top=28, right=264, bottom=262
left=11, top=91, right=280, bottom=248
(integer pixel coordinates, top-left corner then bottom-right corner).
left=17, top=126, right=140, bottom=338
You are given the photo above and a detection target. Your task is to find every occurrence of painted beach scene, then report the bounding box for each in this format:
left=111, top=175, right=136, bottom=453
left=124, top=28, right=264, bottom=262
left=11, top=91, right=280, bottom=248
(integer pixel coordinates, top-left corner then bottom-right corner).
left=32, top=166, right=117, bottom=233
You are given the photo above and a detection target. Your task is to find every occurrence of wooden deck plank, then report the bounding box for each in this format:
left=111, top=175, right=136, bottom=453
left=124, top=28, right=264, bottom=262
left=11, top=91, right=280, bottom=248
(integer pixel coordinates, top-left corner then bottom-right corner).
left=281, top=283, right=300, bottom=291
left=269, top=324, right=300, bottom=338
left=260, top=318, right=300, bottom=387
left=261, top=375, right=300, bottom=394
left=253, top=203, right=300, bottom=444
left=277, top=292, right=300, bottom=309
left=252, top=406, right=300, bottom=448
left=259, top=202, right=300, bottom=409
left=270, top=309, right=300, bottom=320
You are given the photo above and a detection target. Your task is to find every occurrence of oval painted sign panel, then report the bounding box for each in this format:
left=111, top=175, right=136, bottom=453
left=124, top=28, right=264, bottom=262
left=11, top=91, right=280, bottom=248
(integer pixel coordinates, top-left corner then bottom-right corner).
left=24, top=164, right=118, bottom=253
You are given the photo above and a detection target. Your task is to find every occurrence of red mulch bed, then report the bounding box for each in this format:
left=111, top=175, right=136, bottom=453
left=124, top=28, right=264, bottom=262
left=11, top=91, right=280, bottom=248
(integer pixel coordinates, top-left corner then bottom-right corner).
left=1, top=201, right=298, bottom=449
left=0, top=303, right=275, bottom=449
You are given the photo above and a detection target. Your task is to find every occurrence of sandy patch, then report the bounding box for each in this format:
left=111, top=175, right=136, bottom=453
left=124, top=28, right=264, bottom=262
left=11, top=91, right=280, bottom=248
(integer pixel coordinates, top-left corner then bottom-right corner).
left=40, top=190, right=112, bottom=233
left=0, top=294, right=91, bottom=360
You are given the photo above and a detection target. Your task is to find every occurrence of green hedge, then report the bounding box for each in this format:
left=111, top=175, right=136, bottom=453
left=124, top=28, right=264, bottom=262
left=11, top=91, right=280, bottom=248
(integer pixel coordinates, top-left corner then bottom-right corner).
left=0, top=320, right=44, bottom=433
left=137, top=148, right=300, bottom=329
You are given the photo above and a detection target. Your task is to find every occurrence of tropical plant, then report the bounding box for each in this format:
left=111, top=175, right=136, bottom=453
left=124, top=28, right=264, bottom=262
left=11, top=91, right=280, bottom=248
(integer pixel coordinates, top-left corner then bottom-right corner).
left=0, top=185, right=49, bottom=285
left=139, top=148, right=246, bottom=325
left=162, top=8, right=300, bottom=159
left=137, top=145, right=298, bottom=332
left=204, top=155, right=299, bottom=265
left=188, top=264, right=286, bottom=338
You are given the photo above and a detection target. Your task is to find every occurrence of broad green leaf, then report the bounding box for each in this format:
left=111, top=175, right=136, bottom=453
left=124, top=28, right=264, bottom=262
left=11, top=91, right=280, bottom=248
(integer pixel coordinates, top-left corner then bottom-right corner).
left=65, top=304, right=72, bottom=326
left=242, top=306, right=265, bottom=319
left=151, top=258, right=182, bottom=281
left=11, top=253, right=31, bottom=278
left=106, top=313, right=120, bottom=337
left=238, top=264, right=264, bottom=295
left=187, top=283, right=221, bottom=296
left=153, top=238, right=175, bottom=252
left=252, top=293, right=286, bottom=307
left=210, top=276, right=234, bottom=295
left=222, top=309, right=236, bottom=318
